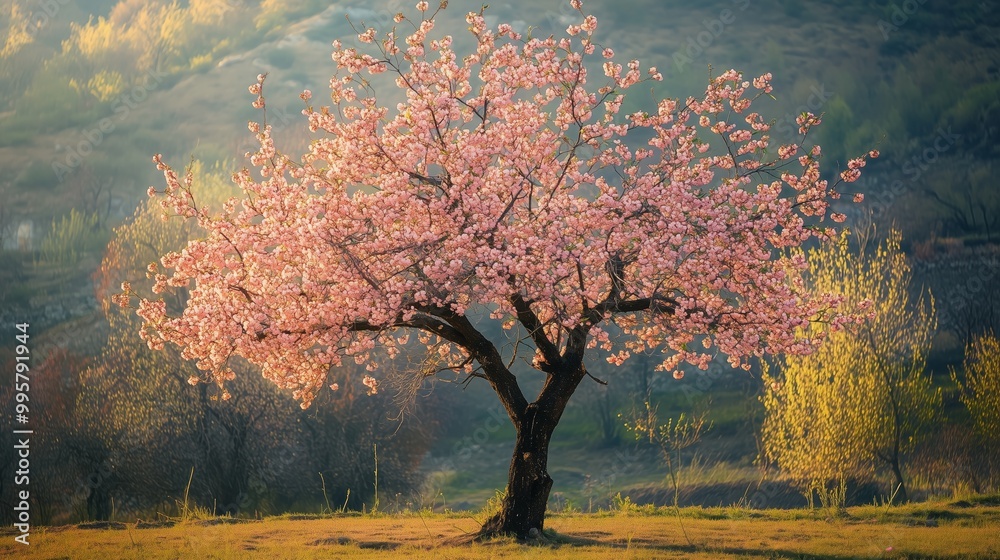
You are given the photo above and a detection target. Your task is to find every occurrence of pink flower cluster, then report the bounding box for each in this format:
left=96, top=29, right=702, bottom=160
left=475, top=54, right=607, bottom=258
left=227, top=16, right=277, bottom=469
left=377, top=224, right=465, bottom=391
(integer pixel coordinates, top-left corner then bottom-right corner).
left=128, top=2, right=872, bottom=406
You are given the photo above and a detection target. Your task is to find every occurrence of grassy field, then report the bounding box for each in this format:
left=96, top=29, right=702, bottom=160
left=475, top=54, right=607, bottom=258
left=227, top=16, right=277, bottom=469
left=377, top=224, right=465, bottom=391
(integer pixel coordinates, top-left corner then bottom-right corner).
left=3, top=498, right=998, bottom=559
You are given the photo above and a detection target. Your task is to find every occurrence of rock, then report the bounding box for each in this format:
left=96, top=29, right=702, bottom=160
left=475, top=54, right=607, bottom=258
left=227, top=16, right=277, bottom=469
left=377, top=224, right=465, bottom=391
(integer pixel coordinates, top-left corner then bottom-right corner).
left=527, top=527, right=540, bottom=539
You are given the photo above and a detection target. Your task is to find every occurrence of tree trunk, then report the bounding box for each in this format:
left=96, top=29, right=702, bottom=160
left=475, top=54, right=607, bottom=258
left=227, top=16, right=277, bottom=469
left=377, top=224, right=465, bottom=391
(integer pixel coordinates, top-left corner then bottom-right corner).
left=889, top=455, right=909, bottom=504
left=479, top=403, right=557, bottom=539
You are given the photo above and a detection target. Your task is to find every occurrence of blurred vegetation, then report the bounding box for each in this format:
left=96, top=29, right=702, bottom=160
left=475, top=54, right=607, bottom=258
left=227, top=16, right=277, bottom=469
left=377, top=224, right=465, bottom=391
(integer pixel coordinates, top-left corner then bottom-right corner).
left=48, top=161, right=435, bottom=524
left=952, top=334, right=1000, bottom=459
left=38, top=208, right=106, bottom=267
left=0, top=0, right=996, bottom=240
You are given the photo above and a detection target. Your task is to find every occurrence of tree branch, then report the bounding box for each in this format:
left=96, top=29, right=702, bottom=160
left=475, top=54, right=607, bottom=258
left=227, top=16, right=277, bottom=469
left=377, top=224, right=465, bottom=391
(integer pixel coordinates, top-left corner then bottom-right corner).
left=593, top=295, right=677, bottom=318
left=509, top=291, right=562, bottom=371
left=347, top=313, right=469, bottom=348
left=432, top=307, right=531, bottom=428
left=315, top=299, right=531, bottom=427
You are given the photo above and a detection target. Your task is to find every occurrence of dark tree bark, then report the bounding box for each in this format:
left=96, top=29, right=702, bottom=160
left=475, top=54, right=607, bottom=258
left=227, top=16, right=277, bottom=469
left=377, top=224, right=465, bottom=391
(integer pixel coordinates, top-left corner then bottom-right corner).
left=888, top=453, right=908, bottom=504
left=480, top=403, right=557, bottom=537
left=348, top=261, right=676, bottom=540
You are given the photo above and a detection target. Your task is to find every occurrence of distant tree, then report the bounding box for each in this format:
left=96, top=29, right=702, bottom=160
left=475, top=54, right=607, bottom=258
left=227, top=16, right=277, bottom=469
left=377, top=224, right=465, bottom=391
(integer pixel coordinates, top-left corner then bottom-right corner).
left=88, top=162, right=285, bottom=517
left=923, top=159, right=1000, bottom=242
left=952, top=333, right=1000, bottom=450
left=761, top=229, right=940, bottom=505
left=0, top=3, right=34, bottom=59
left=94, top=162, right=429, bottom=519
left=119, top=1, right=874, bottom=539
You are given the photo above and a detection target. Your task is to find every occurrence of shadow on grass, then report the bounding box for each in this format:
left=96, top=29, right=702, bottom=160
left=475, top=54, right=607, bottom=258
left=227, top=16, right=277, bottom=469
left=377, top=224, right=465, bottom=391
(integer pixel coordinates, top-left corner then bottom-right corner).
left=474, top=530, right=987, bottom=560
left=309, top=536, right=406, bottom=551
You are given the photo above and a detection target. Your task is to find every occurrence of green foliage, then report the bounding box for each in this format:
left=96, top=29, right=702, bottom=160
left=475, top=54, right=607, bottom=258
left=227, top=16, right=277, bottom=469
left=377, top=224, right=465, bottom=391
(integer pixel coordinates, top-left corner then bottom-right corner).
left=816, top=96, right=854, bottom=165
left=0, top=43, right=43, bottom=111
left=38, top=208, right=104, bottom=266
left=610, top=492, right=638, bottom=516
left=9, top=59, right=102, bottom=133
left=944, top=81, right=1000, bottom=144
left=952, top=334, right=1000, bottom=444
left=813, top=475, right=848, bottom=514
left=254, top=0, right=328, bottom=33
left=14, top=160, right=56, bottom=190
left=476, top=488, right=507, bottom=525
left=0, top=0, right=271, bottom=138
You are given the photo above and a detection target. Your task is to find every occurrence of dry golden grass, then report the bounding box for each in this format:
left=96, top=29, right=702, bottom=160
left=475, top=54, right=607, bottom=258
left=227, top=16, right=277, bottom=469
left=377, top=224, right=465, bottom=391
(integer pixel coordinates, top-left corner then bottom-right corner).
left=3, top=502, right=999, bottom=559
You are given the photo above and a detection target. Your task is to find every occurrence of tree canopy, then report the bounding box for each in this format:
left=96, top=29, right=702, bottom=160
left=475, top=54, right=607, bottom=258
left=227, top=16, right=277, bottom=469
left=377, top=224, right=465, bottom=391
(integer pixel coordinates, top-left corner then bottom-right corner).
left=120, top=3, right=871, bottom=405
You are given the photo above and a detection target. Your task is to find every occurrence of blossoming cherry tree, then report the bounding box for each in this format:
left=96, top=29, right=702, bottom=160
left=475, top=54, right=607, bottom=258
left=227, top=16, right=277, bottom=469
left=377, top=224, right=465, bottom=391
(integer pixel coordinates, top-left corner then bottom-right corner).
left=118, top=0, right=874, bottom=539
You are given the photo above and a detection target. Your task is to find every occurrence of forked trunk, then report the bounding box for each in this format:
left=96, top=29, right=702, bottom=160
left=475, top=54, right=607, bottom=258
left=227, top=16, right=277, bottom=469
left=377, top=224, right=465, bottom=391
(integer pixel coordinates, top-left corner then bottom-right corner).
left=479, top=404, right=557, bottom=539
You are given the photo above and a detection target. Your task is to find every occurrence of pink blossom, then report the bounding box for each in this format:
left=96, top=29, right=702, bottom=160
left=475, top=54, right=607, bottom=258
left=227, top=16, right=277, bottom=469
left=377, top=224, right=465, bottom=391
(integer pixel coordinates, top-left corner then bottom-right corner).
left=358, top=28, right=376, bottom=43
left=128, top=2, right=870, bottom=414
left=840, top=169, right=861, bottom=183
left=778, top=144, right=798, bottom=159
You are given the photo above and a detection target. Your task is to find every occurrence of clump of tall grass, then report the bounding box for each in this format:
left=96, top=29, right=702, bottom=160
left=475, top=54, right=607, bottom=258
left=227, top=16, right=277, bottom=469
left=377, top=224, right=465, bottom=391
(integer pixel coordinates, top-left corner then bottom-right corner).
left=473, top=488, right=507, bottom=526
left=38, top=208, right=106, bottom=266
